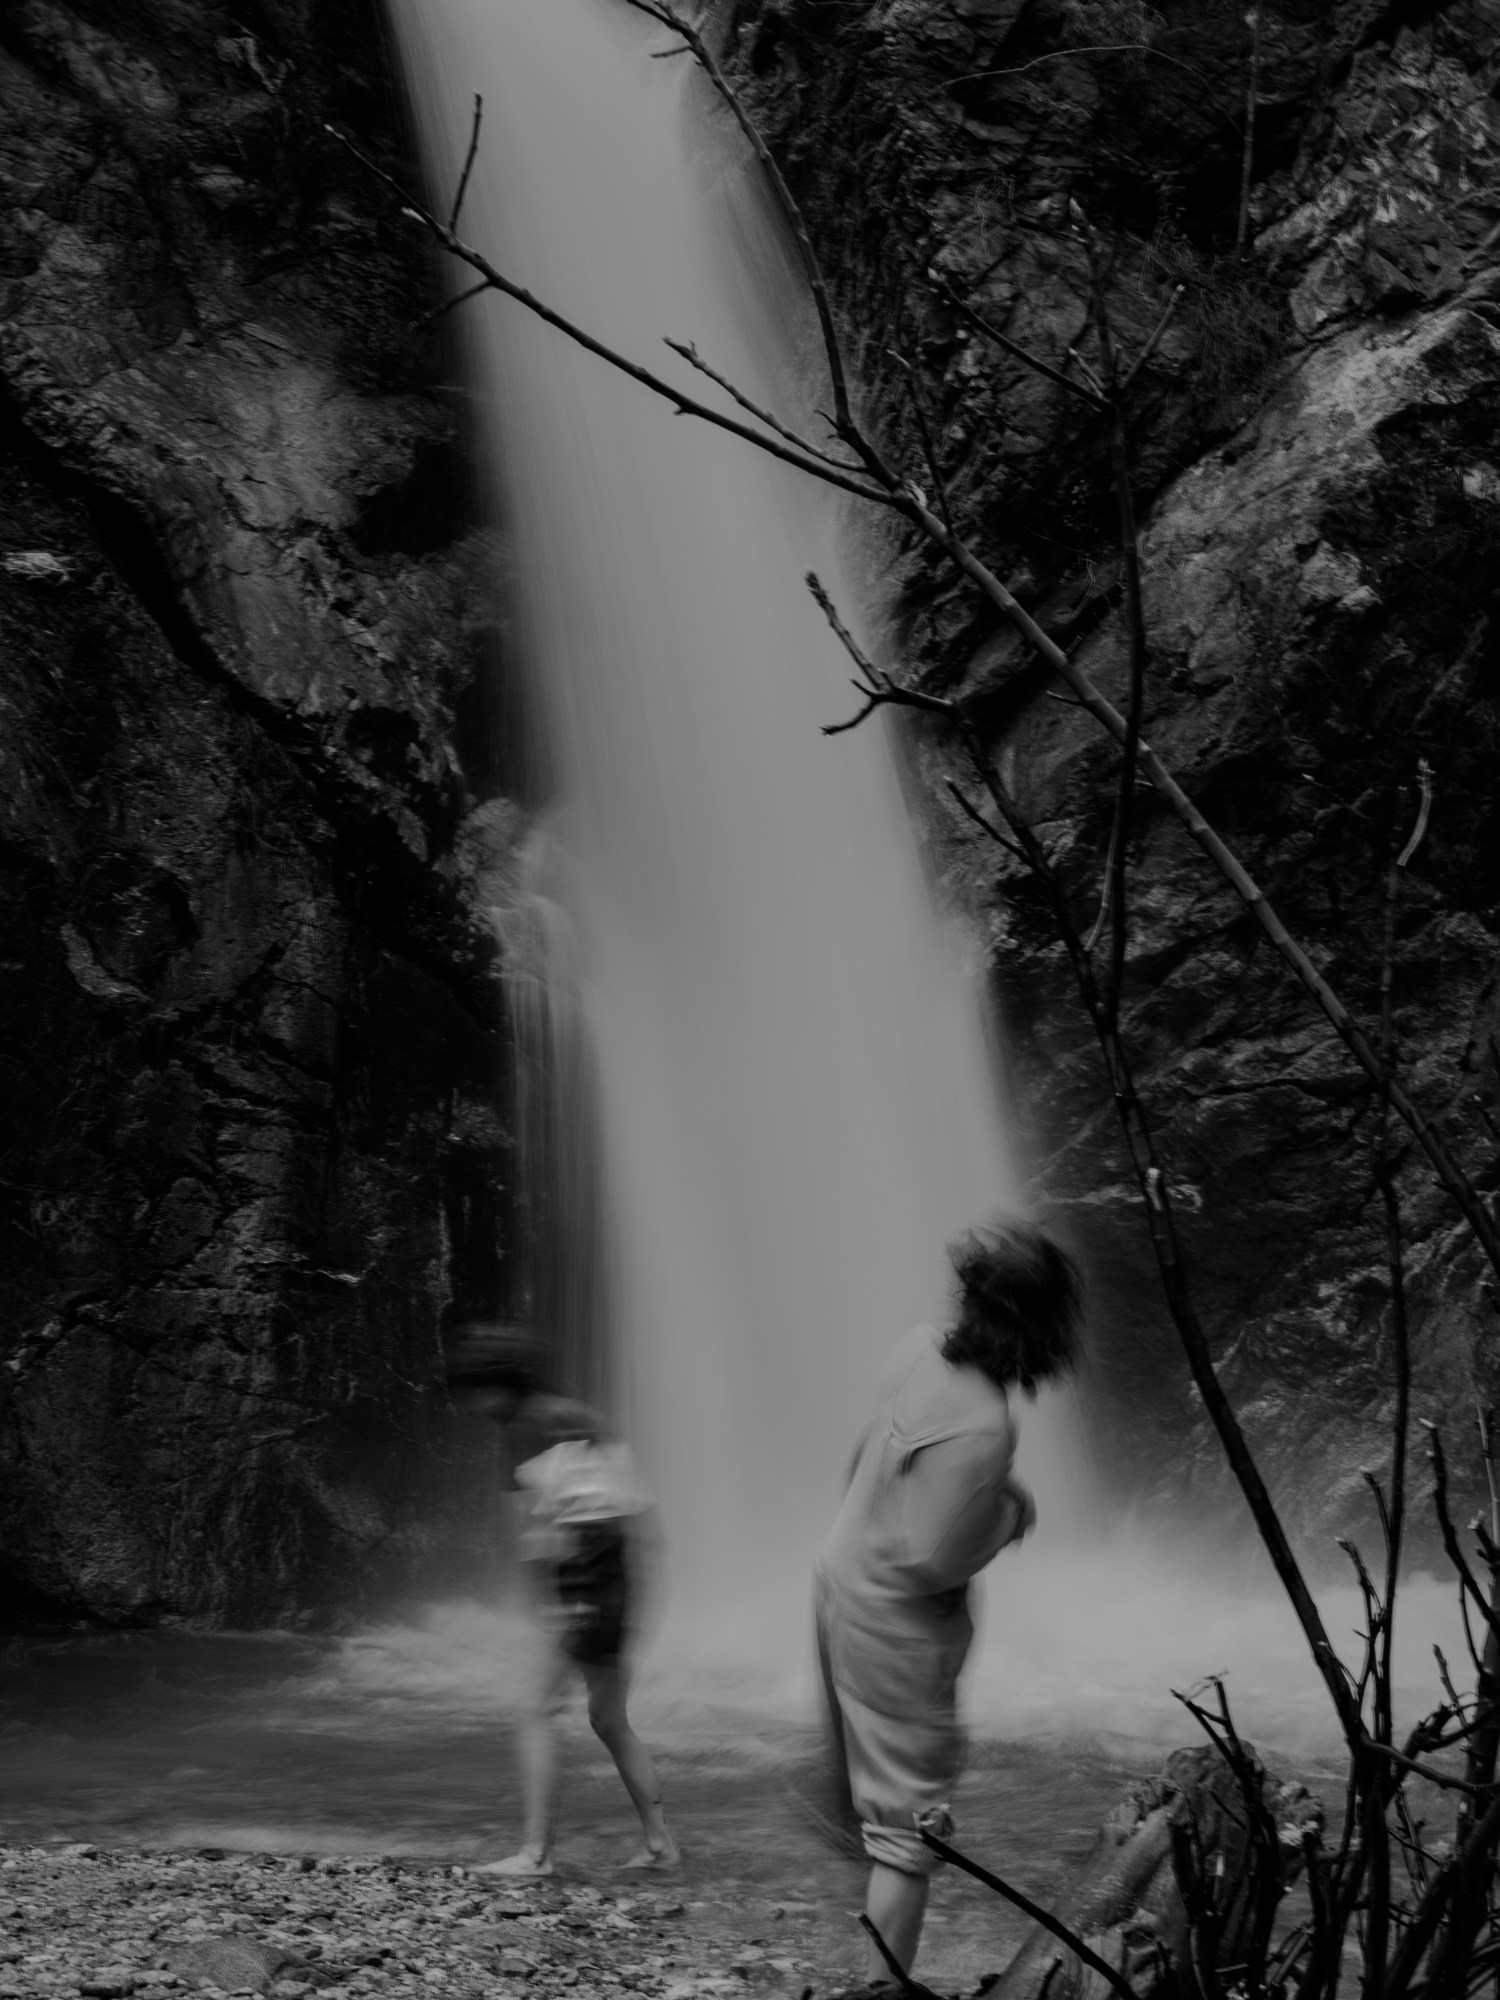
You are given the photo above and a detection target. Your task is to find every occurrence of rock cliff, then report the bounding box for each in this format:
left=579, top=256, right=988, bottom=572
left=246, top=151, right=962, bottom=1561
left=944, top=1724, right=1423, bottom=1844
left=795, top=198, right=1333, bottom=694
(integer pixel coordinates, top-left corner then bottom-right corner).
left=717, top=0, right=1500, bottom=1547
left=0, top=0, right=520, bottom=1625
left=5, top=0, right=1499, bottom=1625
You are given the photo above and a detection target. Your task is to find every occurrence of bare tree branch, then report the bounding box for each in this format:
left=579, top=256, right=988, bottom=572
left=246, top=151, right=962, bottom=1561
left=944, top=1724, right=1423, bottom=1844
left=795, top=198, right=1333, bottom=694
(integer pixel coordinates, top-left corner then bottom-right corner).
left=946, top=778, right=1026, bottom=862
left=887, top=348, right=956, bottom=537
left=664, top=338, right=866, bottom=474
left=1363, top=1741, right=1485, bottom=1796
left=920, top=258, right=1106, bottom=410
left=1427, top=1426, right=1500, bottom=1655
left=917, top=1823, right=1139, bottom=2000
left=322, top=122, right=890, bottom=507
left=448, top=92, right=482, bottom=231
left=408, top=276, right=490, bottom=334
left=1120, top=282, right=1186, bottom=394
left=618, top=0, right=901, bottom=487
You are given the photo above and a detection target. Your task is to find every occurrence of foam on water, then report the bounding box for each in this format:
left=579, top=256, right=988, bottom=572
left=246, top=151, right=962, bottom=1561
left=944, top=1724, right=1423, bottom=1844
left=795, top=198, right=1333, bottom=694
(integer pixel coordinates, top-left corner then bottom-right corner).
left=299, top=1548, right=1462, bottom=1769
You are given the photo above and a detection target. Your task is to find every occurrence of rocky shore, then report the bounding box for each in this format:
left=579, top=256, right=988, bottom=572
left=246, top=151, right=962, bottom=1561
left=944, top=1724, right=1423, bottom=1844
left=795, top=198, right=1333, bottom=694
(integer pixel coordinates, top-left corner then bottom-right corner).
left=0, top=1846, right=828, bottom=2000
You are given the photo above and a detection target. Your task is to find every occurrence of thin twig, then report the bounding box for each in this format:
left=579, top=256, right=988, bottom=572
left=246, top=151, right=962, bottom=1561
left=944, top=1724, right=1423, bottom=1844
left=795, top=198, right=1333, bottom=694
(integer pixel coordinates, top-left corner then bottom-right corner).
left=1381, top=1784, right=1500, bottom=1992
left=917, top=1826, right=1138, bottom=2000
left=887, top=348, right=955, bottom=536
left=1437, top=1644, right=1467, bottom=1719
left=1119, top=283, right=1186, bottom=394
left=665, top=338, right=865, bottom=474
left=922, top=261, right=1105, bottom=410
left=1363, top=1741, right=1485, bottom=1796
left=805, top=571, right=880, bottom=683
left=321, top=123, right=889, bottom=508
left=448, top=93, right=482, bottom=231
left=1398, top=758, right=1434, bottom=868
left=618, top=0, right=899, bottom=487
left=947, top=779, right=1026, bottom=862
left=408, top=276, right=490, bottom=334
left=859, top=1917, right=919, bottom=1994
left=1364, top=763, right=1432, bottom=1994
left=1427, top=1427, right=1500, bottom=1652
left=1065, top=345, right=1109, bottom=401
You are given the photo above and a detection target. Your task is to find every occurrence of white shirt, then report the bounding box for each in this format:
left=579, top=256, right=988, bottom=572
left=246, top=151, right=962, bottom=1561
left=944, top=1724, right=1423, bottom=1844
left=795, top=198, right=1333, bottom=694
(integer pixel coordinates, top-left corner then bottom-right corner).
left=514, top=1438, right=650, bottom=1529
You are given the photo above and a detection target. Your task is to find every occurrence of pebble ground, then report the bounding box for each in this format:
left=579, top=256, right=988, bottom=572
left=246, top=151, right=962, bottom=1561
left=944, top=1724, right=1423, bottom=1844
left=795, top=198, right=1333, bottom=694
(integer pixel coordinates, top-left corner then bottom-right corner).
left=0, top=1844, right=840, bottom=2000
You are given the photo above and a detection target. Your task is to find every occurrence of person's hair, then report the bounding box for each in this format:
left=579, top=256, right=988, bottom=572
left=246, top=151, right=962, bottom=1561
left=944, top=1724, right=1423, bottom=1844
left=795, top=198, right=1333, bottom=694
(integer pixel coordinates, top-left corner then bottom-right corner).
left=442, top=1320, right=547, bottom=1398
left=940, top=1219, right=1083, bottom=1393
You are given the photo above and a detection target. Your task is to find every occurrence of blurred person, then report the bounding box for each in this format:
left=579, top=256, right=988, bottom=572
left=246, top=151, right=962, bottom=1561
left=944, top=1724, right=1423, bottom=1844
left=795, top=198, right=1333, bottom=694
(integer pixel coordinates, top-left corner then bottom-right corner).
left=445, top=1322, right=677, bottom=1877
left=814, top=1219, right=1083, bottom=1981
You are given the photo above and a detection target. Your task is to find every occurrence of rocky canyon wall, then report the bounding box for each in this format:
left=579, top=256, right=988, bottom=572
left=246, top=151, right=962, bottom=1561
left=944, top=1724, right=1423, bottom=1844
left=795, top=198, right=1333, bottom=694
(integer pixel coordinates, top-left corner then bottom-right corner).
left=5, top=0, right=1499, bottom=1625
left=0, top=0, right=525, bottom=1626
left=715, top=0, right=1500, bottom=1549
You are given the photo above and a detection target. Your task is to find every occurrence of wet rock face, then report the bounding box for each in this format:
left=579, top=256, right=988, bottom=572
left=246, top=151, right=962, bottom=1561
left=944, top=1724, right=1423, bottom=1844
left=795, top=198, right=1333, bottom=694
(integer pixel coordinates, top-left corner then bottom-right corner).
left=0, top=1, right=517, bottom=1624
left=721, top=0, right=1500, bottom=1542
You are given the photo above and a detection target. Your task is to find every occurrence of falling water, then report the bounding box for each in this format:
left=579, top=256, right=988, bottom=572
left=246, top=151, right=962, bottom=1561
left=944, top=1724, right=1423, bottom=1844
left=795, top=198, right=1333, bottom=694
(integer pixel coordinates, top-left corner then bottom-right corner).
left=498, top=830, right=611, bottom=1408
left=388, top=0, right=1077, bottom=1637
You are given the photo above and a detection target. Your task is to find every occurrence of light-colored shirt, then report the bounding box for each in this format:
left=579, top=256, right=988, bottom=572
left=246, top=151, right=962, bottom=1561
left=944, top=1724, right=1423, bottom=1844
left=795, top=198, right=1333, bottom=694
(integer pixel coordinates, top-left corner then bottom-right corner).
left=515, top=1438, right=649, bottom=1530
left=817, top=1324, right=1026, bottom=1631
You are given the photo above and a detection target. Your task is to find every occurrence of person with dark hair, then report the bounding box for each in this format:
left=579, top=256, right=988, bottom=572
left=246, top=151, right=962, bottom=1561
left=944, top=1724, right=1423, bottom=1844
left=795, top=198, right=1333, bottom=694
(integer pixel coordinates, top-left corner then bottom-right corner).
left=813, top=1219, right=1082, bottom=1982
left=445, top=1322, right=677, bottom=1877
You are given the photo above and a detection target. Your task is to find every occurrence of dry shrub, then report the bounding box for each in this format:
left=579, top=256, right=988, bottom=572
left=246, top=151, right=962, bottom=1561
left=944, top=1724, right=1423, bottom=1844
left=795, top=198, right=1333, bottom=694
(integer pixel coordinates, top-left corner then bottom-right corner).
left=1144, top=223, right=1287, bottom=425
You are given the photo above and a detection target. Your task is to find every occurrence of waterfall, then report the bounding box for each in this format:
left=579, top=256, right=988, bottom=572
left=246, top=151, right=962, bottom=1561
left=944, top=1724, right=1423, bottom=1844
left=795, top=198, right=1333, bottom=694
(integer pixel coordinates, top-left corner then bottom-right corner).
left=497, top=829, right=611, bottom=1409
left=391, top=0, right=1078, bottom=1639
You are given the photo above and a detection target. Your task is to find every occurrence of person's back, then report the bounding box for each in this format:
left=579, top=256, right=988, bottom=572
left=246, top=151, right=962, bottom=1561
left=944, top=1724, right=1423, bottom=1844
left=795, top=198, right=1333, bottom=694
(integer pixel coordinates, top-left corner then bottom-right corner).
left=818, top=1322, right=1024, bottom=1636
left=812, top=1220, right=1083, bottom=1982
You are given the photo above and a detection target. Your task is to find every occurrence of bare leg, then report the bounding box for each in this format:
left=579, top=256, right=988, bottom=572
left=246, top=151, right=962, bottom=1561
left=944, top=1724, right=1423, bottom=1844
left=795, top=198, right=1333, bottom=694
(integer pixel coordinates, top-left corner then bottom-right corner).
left=581, top=1658, right=676, bottom=1865
left=477, top=1641, right=569, bottom=1877
left=864, top=1864, right=929, bottom=1978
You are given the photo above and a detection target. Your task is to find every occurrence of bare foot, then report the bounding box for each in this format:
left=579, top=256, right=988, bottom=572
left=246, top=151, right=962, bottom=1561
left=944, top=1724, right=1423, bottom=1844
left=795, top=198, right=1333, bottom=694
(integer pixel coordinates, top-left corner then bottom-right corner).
left=619, top=1838, right=679, bottom=1871
left=475, top=1850, right=555, bottom=1879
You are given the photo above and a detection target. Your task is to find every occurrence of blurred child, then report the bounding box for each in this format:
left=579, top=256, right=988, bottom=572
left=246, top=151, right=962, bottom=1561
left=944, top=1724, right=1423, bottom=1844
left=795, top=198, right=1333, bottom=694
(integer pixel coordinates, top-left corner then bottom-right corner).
left=446, top=1323, right=677, bottom=1877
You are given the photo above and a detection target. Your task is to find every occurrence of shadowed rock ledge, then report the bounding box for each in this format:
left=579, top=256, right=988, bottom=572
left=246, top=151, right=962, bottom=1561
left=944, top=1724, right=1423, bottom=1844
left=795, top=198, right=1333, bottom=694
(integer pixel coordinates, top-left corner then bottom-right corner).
left=0, top=0, right=524, bottom=1627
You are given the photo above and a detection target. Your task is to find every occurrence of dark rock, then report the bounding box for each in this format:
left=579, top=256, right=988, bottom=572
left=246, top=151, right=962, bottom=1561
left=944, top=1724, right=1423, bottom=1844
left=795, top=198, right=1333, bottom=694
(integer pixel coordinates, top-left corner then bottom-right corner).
left=722, top=0, right=1500, bottom=1542
left=0, top=0, right=521, bottom=1624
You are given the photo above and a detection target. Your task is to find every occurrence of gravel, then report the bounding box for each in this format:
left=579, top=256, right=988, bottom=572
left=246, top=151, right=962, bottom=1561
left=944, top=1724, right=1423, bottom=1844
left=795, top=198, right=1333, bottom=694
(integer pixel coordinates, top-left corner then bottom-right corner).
left=0, top=1847, right=825, bottom=2000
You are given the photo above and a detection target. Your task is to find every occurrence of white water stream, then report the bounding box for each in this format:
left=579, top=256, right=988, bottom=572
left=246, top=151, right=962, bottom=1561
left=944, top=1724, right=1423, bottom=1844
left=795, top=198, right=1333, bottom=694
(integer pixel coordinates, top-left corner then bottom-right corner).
left=390, top=0, right=1072, bottom=1628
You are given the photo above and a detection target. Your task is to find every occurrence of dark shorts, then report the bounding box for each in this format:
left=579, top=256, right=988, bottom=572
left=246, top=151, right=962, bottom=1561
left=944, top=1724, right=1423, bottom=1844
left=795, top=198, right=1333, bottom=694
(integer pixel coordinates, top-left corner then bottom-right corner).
left=554, top=1521, right=630, bottom=1664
